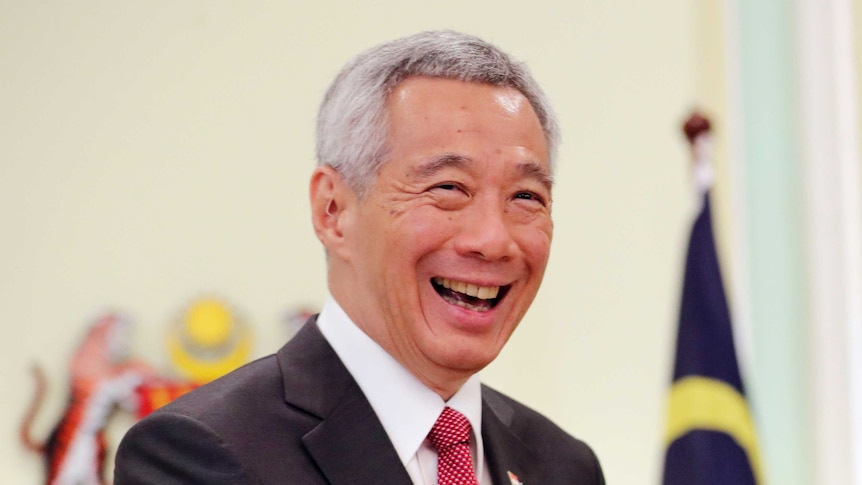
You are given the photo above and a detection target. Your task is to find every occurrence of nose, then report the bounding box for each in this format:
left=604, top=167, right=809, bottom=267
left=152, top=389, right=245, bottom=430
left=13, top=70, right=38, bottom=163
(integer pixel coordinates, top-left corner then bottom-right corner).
left=452, top=200, right=518, bottom=261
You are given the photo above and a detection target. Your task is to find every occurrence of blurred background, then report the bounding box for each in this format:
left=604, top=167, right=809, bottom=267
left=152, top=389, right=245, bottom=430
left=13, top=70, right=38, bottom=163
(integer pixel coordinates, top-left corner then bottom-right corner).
left=2, top=1, right=860, bottom=483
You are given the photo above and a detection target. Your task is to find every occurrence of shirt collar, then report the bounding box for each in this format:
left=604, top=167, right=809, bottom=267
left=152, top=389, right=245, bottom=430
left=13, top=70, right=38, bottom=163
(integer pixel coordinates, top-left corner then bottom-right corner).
left=316, top=297, right=485, bottom=474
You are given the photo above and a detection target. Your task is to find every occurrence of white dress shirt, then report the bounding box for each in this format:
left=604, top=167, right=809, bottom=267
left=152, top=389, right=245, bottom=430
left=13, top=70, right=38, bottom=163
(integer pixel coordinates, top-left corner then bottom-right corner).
left=316, top=297, right=493, bottom=485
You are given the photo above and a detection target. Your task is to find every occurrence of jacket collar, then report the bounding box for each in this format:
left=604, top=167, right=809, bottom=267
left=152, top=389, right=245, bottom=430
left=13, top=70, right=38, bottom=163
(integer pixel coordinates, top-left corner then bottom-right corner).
left=277, top=318, right=413, bottom=485
left=277, top=318, right=532, bottom=485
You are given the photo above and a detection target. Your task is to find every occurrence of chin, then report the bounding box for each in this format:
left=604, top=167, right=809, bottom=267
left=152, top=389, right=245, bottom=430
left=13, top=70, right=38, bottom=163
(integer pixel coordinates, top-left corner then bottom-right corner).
left=434, top=342, right=501, bottom=373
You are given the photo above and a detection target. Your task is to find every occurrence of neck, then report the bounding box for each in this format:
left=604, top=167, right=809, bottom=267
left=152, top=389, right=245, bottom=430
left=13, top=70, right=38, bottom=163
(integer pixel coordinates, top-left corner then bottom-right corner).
left=421, top=372, right=470, bottom=402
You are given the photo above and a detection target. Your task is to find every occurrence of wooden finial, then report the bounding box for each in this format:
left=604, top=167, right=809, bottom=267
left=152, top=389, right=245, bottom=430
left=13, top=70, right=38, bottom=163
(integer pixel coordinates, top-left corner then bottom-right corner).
left=683, top=111, right=711, bottom=145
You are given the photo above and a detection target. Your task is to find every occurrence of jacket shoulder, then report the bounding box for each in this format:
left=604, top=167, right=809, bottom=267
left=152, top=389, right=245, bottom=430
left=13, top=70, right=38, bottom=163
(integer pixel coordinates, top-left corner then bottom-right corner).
left=116, top=354, right=324, bottom=484
left=156, top=354, right=284, bottom=422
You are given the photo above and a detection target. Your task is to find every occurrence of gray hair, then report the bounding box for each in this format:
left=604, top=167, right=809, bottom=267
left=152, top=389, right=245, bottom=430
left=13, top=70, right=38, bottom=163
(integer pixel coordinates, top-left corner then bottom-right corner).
left=315, top=30, right=560, bottom=197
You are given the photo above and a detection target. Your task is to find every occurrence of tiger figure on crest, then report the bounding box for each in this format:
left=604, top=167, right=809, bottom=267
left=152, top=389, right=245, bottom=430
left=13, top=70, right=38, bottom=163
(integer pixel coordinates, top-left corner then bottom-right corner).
left=20, top=313, right=154, bottom=485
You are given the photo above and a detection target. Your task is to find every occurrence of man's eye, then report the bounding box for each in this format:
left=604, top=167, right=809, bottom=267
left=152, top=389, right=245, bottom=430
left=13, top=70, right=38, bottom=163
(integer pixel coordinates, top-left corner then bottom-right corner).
left=431, top=183, right=467, bottom=194
left=515, top=192, right=545, bottom=205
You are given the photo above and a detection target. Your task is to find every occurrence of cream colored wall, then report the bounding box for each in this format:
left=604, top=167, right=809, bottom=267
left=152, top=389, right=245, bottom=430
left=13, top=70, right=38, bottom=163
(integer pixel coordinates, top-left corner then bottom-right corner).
left=0, top=1, right=712, bottom=483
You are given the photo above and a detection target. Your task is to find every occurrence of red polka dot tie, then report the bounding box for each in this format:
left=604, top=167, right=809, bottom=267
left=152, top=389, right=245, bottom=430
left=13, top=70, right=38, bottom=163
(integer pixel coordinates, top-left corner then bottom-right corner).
left=427, top=407, right=480, bottom=485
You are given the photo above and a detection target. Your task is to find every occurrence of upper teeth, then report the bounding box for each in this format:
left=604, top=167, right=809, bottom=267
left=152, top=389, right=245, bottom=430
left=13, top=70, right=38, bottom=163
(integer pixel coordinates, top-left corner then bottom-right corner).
left=434, top=277, right=500, bottom=300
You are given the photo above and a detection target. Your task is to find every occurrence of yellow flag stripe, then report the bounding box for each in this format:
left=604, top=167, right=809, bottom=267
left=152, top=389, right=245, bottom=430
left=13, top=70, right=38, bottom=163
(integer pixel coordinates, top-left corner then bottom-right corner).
left=666, top=376, right=764, bottom=484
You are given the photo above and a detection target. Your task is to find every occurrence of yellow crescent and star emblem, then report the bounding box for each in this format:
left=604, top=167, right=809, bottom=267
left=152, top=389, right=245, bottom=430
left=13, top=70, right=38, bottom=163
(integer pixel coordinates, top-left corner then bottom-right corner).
left=167, top=298, right=253, bottom=384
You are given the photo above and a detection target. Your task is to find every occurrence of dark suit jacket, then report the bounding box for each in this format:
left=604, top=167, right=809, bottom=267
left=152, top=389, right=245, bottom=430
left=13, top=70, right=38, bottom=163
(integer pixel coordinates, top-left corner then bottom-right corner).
left=115, top=319, right=604, bottom=484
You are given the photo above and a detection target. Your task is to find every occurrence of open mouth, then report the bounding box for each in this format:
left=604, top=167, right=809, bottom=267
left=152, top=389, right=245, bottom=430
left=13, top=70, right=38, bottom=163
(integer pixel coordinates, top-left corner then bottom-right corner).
left=431, top=277, right=510, bottom=312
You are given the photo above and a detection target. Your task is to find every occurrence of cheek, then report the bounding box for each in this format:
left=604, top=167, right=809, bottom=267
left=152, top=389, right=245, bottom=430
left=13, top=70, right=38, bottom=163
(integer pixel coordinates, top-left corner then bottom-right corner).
left=374, top=211, right=454, bottom=289
left=400, top=208, right=455, bottom=250
left=516, top=222, right=553, bottom=268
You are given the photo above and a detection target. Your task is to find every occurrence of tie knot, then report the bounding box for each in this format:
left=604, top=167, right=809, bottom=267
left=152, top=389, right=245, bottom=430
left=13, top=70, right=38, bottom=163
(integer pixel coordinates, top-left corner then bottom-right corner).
left=428, top=407, right=472, bottom=451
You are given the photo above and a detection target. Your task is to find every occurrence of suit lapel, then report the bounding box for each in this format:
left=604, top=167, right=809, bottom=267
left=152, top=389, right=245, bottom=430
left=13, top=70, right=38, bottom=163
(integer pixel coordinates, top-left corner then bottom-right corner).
left=277, top=319, right=412, bottom=485
left=302, top=385, right=412, bottom=484
left=482, top=388, right=537, bottom=485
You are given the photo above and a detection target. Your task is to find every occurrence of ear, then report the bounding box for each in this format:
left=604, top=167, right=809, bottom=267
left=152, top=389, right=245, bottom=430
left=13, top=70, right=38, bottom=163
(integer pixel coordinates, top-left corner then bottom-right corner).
left=309, top=165, right=356, bottom=259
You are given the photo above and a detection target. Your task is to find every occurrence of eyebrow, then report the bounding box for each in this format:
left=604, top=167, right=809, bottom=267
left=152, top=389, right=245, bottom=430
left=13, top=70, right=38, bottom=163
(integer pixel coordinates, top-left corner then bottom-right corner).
left=519, top=161, right=555, bottom=191
left=411, top=153, right=472, bottom=180
left=411, top=153, right=554, bottom=191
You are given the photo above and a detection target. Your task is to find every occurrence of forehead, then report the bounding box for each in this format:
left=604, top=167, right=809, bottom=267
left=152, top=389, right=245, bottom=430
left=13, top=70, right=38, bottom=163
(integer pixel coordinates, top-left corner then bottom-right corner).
left=387, top=76, right=534, bottom=122
left=383, top=77, right=549, bottom=169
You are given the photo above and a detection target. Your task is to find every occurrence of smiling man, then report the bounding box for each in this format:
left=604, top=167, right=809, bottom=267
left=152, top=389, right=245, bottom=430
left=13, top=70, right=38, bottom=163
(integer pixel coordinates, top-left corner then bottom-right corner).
left=116, top=31, right=604, bottom=485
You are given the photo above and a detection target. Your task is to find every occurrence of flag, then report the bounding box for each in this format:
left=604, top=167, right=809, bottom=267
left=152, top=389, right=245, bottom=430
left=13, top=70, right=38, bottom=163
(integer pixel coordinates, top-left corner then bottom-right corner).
left=662, top=113, right=763, bottom=485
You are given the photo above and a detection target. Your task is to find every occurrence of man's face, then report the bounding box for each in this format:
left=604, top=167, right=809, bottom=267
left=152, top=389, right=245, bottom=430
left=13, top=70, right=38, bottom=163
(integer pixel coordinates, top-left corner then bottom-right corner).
left=330, top=76, right=553, bottom=395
